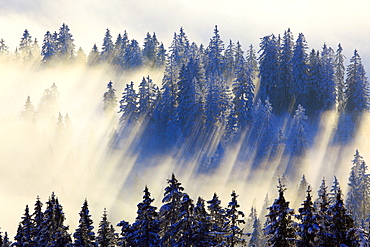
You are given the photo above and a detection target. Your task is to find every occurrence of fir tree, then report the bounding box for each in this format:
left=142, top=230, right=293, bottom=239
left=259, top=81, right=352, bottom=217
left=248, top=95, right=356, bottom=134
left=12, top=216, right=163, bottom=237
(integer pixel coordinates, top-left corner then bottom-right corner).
left=21, top=96, right=35, bottom=121
left=175, top=193, right=195, bottom=246
left=231, top=41, right=255, bottom=131
left=279, top=28, right=294, bottom=113
left=32, top=196, right=44, bottom=242
left=14, top=205, right=34, bottom=246
left=345, top=49, right=370, bottom=114
left=289, top=104, right=309, bottom=157
left=103, top=81, right=118, bottom=113
left=56, top=23, right=75, bottom=61
left=295, top=186, right=318, bottom=247
left=0, top=38, right=9, bottom=57
left=73, top=199, right=96, bottom=247
left=143, top=32, right=159, bottom=68
left=36, top=192, right=72, bottom=246
left=223, top=39, right=235, bottom=81
left=137, top=76, right=158, bottom=120
left=96, top=209, right=117, bottom=247
left=75, top=47, right=86, bottom=63
left=204, top=72, right=231, bottom=131
left=296, top=175, right=309, bottom=205
left=314, top=178, right=332, bottom=246
left=123, top=39, right=143, bottom=70
left=224, top=190, right=246, bottom=247
left=19, top=29, right=33, bottom=61
left=307, top=49, right=323, bottom=113
left=37, top=83, right=60, bottom=114
left=246, top=44, right=259, bottom=77
left=329, top=176, right=340, bottom=205
left=264, top=179, right=295, bottom=247
left=176, top=58, right=204, bottom=137
left=346, top=150, right=369, bottom=227
left=320, top=44, right=336, bottom=111
left=117, top=220, right=132, bottom=247
left=41, top=31, right=57, bottom=63
left=2, top=232, right=10, bottom=247
left=51, top=197, right=72, bottom=246
left=292, top=33, right=309, bottom=108
left=335, top=44, right=346, bottom=113
left=114, top=31, right=130, bottom=67
left=130, top=186, right=161, bottom=246
left=100, top=28, right=114, bottom=63
left=249, top=214, right=263, bottom=247
left=329, top=188, right=358, bottom=246
left=170, top=27, right=190, bottom=68
left=258, top=34, right=280, bottom=104
left=119, top=81, right=138, bottom=126
left=192, top=197, right=214, bottom=246
left=156, top=43, right=167, bottom=67
left=207, top=193, right=227, bottom=244
left=159, top=173, right=185, bottom=246
left=87, top=44, right=100, bottom=66
left=205, top=25, right=225, bottom=76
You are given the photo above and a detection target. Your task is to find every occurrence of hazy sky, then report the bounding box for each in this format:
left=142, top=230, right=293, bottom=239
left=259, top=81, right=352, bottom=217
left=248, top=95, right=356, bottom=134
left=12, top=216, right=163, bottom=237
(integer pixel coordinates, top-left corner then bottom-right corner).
left=0, top=0, right=369, bottom=68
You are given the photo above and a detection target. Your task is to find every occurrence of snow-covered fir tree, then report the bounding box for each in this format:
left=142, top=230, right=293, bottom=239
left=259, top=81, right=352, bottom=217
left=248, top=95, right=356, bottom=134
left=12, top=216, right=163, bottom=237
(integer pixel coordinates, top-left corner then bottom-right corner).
left=129, top=186, right=161, bottom=246
left=96, top=209, right=117, bottom=247
left=100, top=28, right=114, bottom=63
left=73, top=199, right=96, bottom=247
left=223, top=39, right=235, bottom=81
left=19, top=29, right=33, bottom=62
left=207, top=193, right=227, bottom=245
left=35, top=192, right=72, bottom=246
left=345, top=49, right=370, bottom=114
left=142, top=32, right=160, bottom=68
left=224, top=190, right=245, bottom=247
left=335, top=43, right=346, bottom=113
left=292, top=33, right=310, bottom=108
left=87, top=44, right=100, bottom=65
left=119, top=81, right=138, bottom=127
left=176, top=58, right=204, bottom=137
left=14, top=205, right=34, bottom=246
left=192, top=197, right=215, bottom=246
left=264, top=179, right=295, bottom=247
left=103, top=81, right=118, bottom=113
left=56, top=23, right=75, bottom=61
left=231, top=41, right=255, bottom=132
left=295, top=186, right=318, bottom=247
left=123, top=39, right=143, bottom=70
left=289, top=104, right=309, bottom=158
left=205, top=25, right=225, bottom=76
left=278, top=28, right=294, bottom=113
left=159, top=173, right=185, bottom=246
left=329, top=188, right=358, bottom=246
left=346, top=150, right=369, bottom=227
left=258, top=34, right=280, bottom=105
left=41, top=31, right=57, bottom=63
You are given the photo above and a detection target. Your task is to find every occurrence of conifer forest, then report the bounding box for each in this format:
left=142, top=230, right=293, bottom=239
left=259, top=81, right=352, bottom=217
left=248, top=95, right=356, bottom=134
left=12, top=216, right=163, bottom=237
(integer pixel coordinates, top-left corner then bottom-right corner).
left=1, top=16, right=370, bottom=246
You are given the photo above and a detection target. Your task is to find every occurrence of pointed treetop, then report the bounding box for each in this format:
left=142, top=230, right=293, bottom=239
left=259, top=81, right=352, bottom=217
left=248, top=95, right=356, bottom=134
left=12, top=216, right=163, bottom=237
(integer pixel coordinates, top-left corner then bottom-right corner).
left=277, top=177, right=287, bottom=194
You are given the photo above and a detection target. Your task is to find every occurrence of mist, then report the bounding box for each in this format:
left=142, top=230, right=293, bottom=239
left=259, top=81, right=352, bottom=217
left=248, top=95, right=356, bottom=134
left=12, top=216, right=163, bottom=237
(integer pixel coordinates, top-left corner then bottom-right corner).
left=0, top=59, right=368, bottom=238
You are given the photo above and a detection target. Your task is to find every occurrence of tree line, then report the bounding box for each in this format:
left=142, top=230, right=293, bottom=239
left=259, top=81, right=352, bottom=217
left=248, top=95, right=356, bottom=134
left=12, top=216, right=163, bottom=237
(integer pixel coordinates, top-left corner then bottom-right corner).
left=15, top=24, right=370, bottom=176
left=3, top=150, right=370, bottom=246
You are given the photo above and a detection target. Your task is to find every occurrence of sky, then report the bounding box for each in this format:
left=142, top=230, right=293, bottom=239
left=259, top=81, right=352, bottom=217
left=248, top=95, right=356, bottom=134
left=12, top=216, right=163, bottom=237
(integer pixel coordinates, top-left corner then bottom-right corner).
left=0, top=0, right=369, bottom=68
